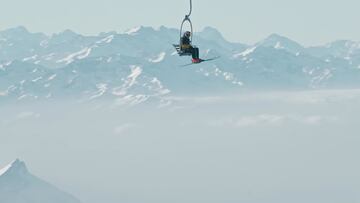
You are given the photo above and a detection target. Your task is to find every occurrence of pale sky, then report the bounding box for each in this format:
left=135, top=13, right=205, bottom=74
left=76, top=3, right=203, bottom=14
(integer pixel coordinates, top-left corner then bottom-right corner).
left=0, top=0, right=359, bottom=46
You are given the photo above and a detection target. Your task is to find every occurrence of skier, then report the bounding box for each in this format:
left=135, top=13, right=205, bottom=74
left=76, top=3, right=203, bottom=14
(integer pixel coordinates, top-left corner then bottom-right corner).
left=181, top=31, right=201, bottom=63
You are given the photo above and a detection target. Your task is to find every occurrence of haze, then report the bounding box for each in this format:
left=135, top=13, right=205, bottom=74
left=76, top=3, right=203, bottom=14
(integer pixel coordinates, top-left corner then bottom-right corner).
left=1, top=90, right=360, bottom=203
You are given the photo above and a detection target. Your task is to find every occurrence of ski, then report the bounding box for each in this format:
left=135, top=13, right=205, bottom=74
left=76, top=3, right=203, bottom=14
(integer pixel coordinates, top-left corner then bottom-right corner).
left=180, top=56, right=220, bottom=67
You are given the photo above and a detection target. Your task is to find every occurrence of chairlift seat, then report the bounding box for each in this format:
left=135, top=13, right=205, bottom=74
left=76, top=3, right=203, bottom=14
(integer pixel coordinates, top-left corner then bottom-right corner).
left=173, top=44, right=193, bottom=56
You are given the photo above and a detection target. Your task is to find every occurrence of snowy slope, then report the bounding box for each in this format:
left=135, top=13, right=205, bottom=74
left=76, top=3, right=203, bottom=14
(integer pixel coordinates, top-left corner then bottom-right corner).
left=0, top=159, right=81, bottom=203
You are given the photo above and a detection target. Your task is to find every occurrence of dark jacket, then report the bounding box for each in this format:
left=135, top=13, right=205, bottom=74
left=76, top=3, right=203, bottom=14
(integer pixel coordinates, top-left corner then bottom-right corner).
left=181, top=36, right=191, bottom=49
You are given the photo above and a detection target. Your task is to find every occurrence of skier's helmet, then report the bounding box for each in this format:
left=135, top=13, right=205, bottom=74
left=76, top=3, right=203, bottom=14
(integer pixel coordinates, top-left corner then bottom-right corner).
left=184, top=31, right=191, bottom=38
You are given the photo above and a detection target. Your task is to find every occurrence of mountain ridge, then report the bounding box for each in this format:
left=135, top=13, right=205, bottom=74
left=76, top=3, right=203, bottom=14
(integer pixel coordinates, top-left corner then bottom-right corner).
left=1, top=26, right=360, bottom=104
left=3, top=25, right=358, bottom=48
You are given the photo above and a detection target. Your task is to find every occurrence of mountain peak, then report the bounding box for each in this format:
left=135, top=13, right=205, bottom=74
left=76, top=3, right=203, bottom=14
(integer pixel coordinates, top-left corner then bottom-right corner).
left=0, top=159, right=81, bottom=203
left=124, top=26, right=156, bottom=36
left=0, top=26, right=30, bottom=36
left=0, top=159, right=28, bottom=177
left=57, top=29, right=78, bottom=37
left=267, top=33, right=286, bottom=39
left=199, top=26, right=225, bottom=41
left=202, top=26, right=221, bottom=34
left=261, top=33, right=297, bottom=44
left=257, top=33, right=304, bottom=53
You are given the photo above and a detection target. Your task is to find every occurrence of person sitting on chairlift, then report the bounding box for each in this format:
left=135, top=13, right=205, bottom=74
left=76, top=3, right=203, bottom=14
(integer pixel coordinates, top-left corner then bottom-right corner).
left=181, top=31, right=201, bottom=63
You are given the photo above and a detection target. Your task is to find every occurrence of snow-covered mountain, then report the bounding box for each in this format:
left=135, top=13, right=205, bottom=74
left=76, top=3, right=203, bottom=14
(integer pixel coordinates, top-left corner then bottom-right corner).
left=0, top=159, right=81, bottom=203
left=1, top=26, right=360, bottom=103
left=255, top=33, right=305, bottom=54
